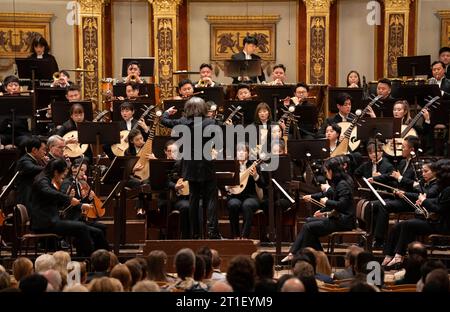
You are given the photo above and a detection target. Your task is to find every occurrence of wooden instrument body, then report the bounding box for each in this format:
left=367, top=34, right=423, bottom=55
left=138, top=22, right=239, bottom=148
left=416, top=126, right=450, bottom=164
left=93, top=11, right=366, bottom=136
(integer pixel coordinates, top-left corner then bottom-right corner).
left=111, top=130, right=130, bottom=156
left=227, top=160, right=264, bottom=200
left=134, top=115, right=159, bottom=181
left=383, top=125, right=417, bottom=157
left=63, top=130, right=89, bottom=158
left=176, top=178, right=190, bottom=196
left=336, top=121, right=360, bottom=151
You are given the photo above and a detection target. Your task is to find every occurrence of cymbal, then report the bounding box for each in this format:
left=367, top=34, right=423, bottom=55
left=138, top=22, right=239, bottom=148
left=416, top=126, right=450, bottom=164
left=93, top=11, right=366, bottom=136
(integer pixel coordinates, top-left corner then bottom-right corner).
left=63, top=68, right=95, bottom=72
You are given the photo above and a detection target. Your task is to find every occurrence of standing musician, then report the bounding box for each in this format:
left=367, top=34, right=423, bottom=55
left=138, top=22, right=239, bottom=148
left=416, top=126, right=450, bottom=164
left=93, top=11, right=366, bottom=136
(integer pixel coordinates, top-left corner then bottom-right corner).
left=195, top=63, right=216, bottom=88
left=161, top=97, right=221, bottom=239
left=429, top=61, right=450, bottom=98
left=268, top=64, right=287, bottom=86
left=368, top=135, right=421, bottom=248
left=231, top=35, right=266, bottom=84
left=225, top=143, right=266, bottom=239
left=381, top=159, right=450, bottom=269
left=30, top=158, right=109, bottom=257
left=438, top=47, right=450, bottom=79
left=124, top=60, right=144, bottom=84
left=46, top=135, right=71, bottom=166
left=51, top=70, right=72, bottom=88
left=15, top=136, right=47, bottom=213
left=0, top=75, right=32, bottom=148
left=174, top=79, right=194, bottom=100
left=252, top=102, right=279, bottom=154
left=28, top=36, right=59, bottom=77
left=282, top=157, right=355, bottom=262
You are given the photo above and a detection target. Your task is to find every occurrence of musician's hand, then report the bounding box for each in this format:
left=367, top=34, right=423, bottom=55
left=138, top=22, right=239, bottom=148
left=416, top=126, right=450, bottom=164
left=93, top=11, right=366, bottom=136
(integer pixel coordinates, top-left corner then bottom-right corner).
left=321, top=183, right=330, bottom=192
left=250, top=167, right=258, bottom=178
left=320, top=197, right=328, bottom=205
left=166, top=106, right=178, bottom=116
left=372, top=171, right=381, bottom=177
left=313, top=210, right=325, bottom=218
left=224, top=119, right=233, bottom=125
left=367, top=177, right=374, bottom=183
left=69, top=189, right=76, bottom=197
left=175, top=180, right=184, bottom=190
left=71, top=198, right=80, bottom=206
left=211, top=148, right=218, bottom=160
left=244, top=76, right=250, bottom=81
left=348, top=83, right=359, bottom=88
left=138, top=119, right=149, bottom=132
left=417, top=193, right=426, bottom=205
left=81, top=203, right=91, bottom=214
left=366, top=106, right=376, bottom=118
left=394, top=190, right=405, bottom=198
left=391, top=170, right=401, bottom=180
left=133, top=163, right=144, bottom=172
left=89, top=190, right=95, bottom=200
left=65, top=137, right=78, bottom=145
left=144, top=153, right=156, bottom=160
left=422, top=108, right=430, bottom=123
left=118, top=96, right=125, bottom=101
left=279, top=119, right=286, bottom=130
left=283, top=96, right=290, bottom=106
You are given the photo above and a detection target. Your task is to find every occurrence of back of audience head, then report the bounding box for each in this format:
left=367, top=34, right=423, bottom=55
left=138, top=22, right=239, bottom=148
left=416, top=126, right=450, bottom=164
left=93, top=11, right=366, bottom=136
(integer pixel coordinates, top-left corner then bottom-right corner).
left=281, top=277, right=305, bottom=292
left=209, top=281, right=233, bottom=292
left=174, top=248, right=196, bottom=280
left=63, top=283, right=89, bottom=292
left=0, top=271, right=11, bottom=290
left=13, top=257, right=34, bottom=282
left=91, top=249, right=111, bottom=272
left=349, top=281, right=379, bottom=292
left=194, top=255, right=206, bottom=281
left=19, top=274, right=48, bottom=293
left=226, top=255, right=256, bottom=292
left=88, top=276, right=122, bottom=292
left=41, top=269, right=62, bottom=292
left=422, top=269, right=449, bottom=292
left=35, top=254, right=56, bottom=273
left=110, top=264, right=132, bottom=291
left=125, top=259, right=143, bottom=287
left=131, top=280, right=160, bottom=292
left=255, top=251, right=274, bottom=280
left=147, top=250, right=169, bottom=281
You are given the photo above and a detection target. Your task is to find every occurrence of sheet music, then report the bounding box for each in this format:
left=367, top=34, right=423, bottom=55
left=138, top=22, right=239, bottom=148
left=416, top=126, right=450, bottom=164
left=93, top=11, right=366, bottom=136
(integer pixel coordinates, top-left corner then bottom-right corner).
left=272, top=178, right=295, bottom=204
left=363, top=177, right=386, bottom=206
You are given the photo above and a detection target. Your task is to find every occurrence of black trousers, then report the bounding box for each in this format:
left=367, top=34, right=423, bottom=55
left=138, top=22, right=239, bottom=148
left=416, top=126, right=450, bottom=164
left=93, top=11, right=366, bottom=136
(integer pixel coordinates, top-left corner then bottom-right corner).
left=227, top=197, right=260, bottom=238
left=290, top=216, right=354, bottom=254
left=371, top=199, right=413, bottom=242
left=384, top=219, right=448, bottom=256
left=36, top=219, right=108, bottom=257
left=158, top=198, right=190, bottom=239
left=189, top=179, right=218, bottom=239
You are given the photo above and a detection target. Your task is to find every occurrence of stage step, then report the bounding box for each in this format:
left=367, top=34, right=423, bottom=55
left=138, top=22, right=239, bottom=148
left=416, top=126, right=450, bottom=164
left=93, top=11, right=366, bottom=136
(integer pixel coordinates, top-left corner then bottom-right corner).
left=100, top=219, right=147, bottom=244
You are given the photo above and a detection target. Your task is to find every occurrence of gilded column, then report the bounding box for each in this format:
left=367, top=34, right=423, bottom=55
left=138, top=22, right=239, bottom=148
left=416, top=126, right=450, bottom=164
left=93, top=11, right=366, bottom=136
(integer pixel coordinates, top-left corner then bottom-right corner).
left=382, top=0, right=412, bottom=78
left=76, top=0, right=107, bottom=110
left=149, top=0, right=182, bottom=99
left=303, top=0, right=334, bottom=84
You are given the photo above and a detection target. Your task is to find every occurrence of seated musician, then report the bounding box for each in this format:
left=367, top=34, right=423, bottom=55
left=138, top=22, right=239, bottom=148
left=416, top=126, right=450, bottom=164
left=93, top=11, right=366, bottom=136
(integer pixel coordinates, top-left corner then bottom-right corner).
left=15, top=136, right=47, bottom=213
left=0, top=75, right=31, bottom=148
left=325, top=123, right=341, bottom=154
left=368, top=135, right=421, bottom=248
left=235, top=84, right=252, bottom=100
left=225, top=143, right=266, bottom=239
left=157, top=140, right=190, bottom=239
left=124, top=60, right=144, bottom=84
left=51, top=70, right=71, bottom=88
left=376, top=78, right=394, bottom=101
left=381, top=159, right=449, bottom=269
left=195, top=63, right=216, bottom=88
left=116, top=82, right=141, bottom=101
left=174, top=79, right=194, bottom=100
left=252, top=102, right=279, bottom=154
left=268, top=64, right=287, bottom=86
left=284, top=82, right=312, bottom=106
left=346, top=70, right=362, bottom=88
left=66, top=84, right=82, bottom=102
left=28, top=36, right=59, bottom=75
left=354, top=140, right=393, bottom=179
left=282, top=157, right=355, bottom=262
left=231, top=35, right=266, bottom=84
left=430, top=61, right=450, bottom=98
left=30, top=158, right=109, bottom=257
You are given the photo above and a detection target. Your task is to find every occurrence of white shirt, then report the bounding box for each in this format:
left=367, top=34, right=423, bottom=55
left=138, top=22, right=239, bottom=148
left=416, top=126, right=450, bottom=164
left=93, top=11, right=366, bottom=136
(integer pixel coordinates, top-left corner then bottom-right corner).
left=126, top=118, right=133, bottom=131
left=243, top=50, right=251, bottom=60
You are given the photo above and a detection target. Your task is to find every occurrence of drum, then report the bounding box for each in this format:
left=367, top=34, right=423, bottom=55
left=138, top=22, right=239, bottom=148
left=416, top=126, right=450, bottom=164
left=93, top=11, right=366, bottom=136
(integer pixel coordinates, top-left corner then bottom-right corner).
left=101, top=78, right=114, bottom=96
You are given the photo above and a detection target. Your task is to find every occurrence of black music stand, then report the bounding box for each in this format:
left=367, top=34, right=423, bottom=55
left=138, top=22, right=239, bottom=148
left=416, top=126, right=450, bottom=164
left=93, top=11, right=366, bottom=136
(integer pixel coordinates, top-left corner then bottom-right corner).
left=163, top=99, right=187, bottom=119
left=52, top=100, right=93, bottom=125
left=113, top=83, right=155, bottom=103
left=15, top=58, right=54, bottom=81
left=121, top=57, right=155, bottom=78
left=0, top=149, right=20, bottom=186
left=111, top=99, right=153, bottom=122
left=255, top=85, right=294, bottom=118
left=35, top=87, right=66, bottom=110
left=224, top=59, right=262, bottom=82
left=216, top=160, right=240, bottom=188
left=101, top=156, right=139, bottom=253
left=328, top=87, right=364, bottom=113
left=396, top=84, right=442, bottom=113
left=224, top=100, right=266, bottom=125
left=77, top=122, right=120, bottom=159
left=289, top=104, right=318, bottom=133
left=397, top=55, right=430, bottom=78
left=153, top=136, right=173, bottom=159
left=0, top=96, right=33, bottom=147
left=194, top=86, right=225, bottom=107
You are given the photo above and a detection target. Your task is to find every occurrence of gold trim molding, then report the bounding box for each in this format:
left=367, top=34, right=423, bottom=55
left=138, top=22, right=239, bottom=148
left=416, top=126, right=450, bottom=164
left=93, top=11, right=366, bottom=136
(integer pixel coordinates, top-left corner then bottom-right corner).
left=303, top=0, right=335, bottom=13
left=149, top=0, right=182, bottom=14
left=437, top=10, right=450, bottom=48
left=206, top=15, right=281, bottom=23
left=0, top=13, right=53, bottom=23
left=78, top=0, right=110, bottom=13
left=384, top=0, right=412, bottom=11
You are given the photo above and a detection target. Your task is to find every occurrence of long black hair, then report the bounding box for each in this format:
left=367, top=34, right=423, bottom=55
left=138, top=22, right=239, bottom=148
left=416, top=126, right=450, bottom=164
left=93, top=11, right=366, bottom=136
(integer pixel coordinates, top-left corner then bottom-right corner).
left=432, top=159, right=450, bottom=190
left=323, top=156, right=353, bottom=187
left=44, top=158, right=68, bottom=179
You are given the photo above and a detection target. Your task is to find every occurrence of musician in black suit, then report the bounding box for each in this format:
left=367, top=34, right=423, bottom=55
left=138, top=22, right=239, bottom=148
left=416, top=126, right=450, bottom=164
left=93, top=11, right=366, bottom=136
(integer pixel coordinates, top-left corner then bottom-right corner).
left=15, top=136, right=47, bottom=213
left=28, top=36, right=59, bottom=79
left=317, top=92, right=357, bottom=138
left=369, top=136, right=420, bottom=248
left=226, top=143, right=266, bottom=239
left=354, top=140, right=394, bottom=179
left=282, top=157, right=355, bottom=261
left=381, top=159, right=450, bottom=269
left=0, top=75, right=31, bottom=148
left=30, top=159, right=109, bottom=257
left=438, top=47, right=450, bottom=79
left=161, top=97, right=220, bottom=239
left=231, top=35, right=266, bottom=84
left=430, top=61, right=450, bottom=99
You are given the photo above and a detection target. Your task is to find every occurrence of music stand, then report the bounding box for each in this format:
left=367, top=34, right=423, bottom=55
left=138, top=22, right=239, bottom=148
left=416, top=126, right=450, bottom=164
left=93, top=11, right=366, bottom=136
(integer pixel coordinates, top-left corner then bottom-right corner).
left=224, top=59, right=262, bottom=81
left=288, top=139, right=330, bottom=161
left=328, top=87, right=364, bottom=113
left=357, top=117, right=401, bottom=141
left=15, top=58, right=54, bottom=81
left=121, top=57, right=155, bottom=78
left=52, top=100, right=93, bottom=125
left=224, top=100, right=265, bottom=125
left=111, top=99, right=153, bottom=122
left=194, top=86, right=225, bottom=107
left=163, top=99, right=187, bottom=119
left=289, top=105, right=318, bottom=131
left=215, top=160, right=240, bottom=188
left=255, top=85, right=293, bottom=118
left=101, top=156, right=139, bottom=253
left=396, top=84, right=442, bottom=113
left=77, top=122, right=120, bottom=158
left=153, top=136, right=174, bottom=159
left=397, top=55, right=430, bottom=78
left=0, top=96, right=33, bottom=147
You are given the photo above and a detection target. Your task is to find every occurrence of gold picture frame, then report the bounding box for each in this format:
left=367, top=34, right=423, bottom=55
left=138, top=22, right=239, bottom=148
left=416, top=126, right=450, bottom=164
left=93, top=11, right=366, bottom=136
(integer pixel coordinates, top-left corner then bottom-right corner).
left=206, top=15, right=280, bottom=61
left=437, top=10, right=450, bottom=48
left=0, top=13, right=53, bottom=58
